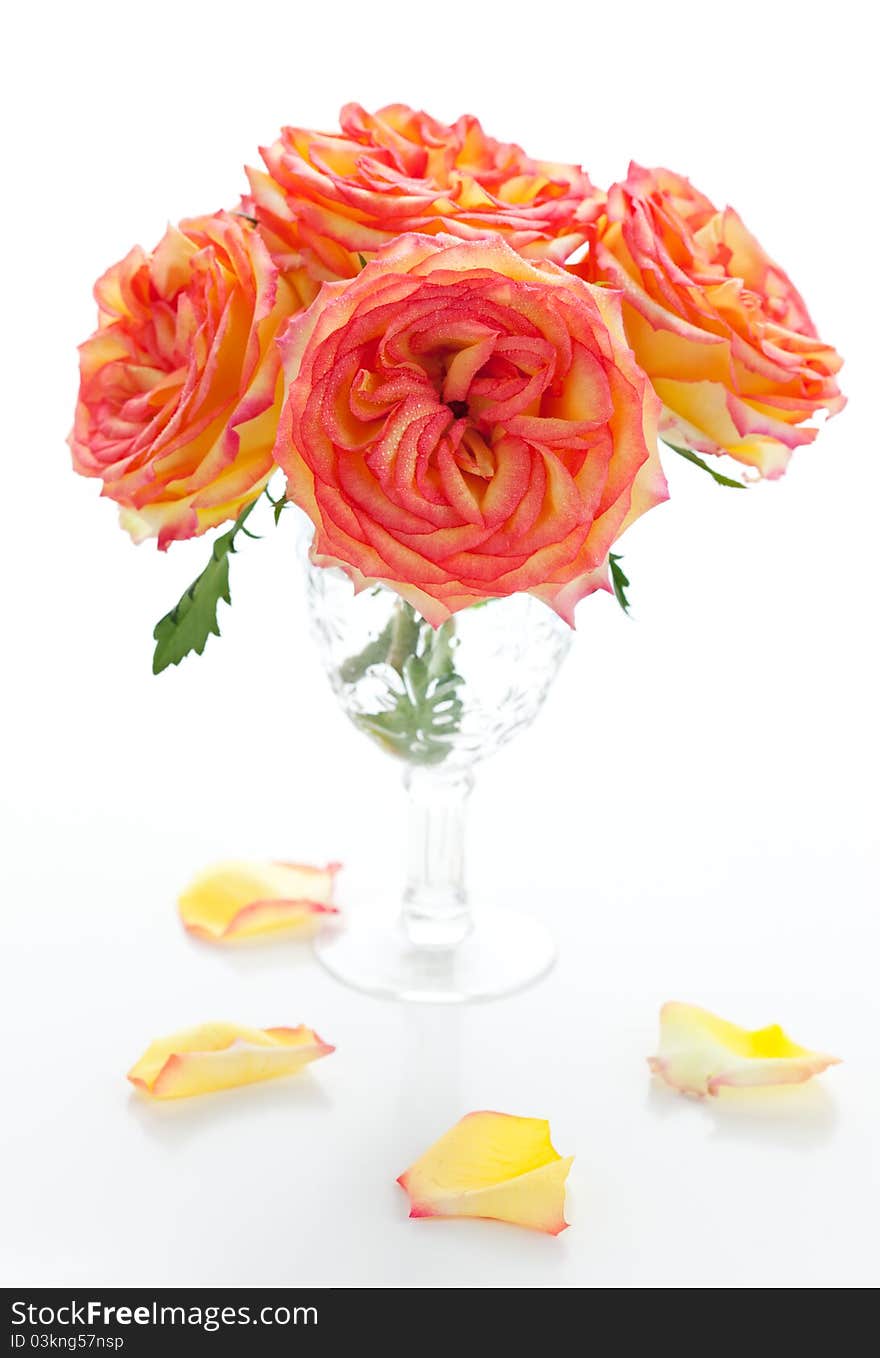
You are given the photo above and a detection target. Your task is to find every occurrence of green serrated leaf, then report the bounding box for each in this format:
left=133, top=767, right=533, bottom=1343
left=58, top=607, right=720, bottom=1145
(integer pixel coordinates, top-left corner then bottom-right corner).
left=425, top=620, right=457, bottom=681
left=349, top=604, right=465, bottom=765
left=151, top=499, right=257, bottom=675
left=663, top=441, right=746, bottom=489
left=338, top=620, right=395, bottom=684
left=386, top=601, right=421, bottom=675
left=608, top=552, right=631, bottom=615
left=402, top=654, right=428, bottom=706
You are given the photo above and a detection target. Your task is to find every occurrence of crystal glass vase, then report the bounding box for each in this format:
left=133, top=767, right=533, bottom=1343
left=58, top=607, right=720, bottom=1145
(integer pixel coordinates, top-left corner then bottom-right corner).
left=305, top=549, right=572, bottom=1002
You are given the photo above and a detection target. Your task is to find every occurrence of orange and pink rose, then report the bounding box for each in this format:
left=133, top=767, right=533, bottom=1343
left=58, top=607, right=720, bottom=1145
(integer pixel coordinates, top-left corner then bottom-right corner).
left=585, top=164, right=844, bottom=477
left=272, top=232, right=668, bottom=626
left=70, top=211, right=301, bottom=547
left=247, top=103, right=602, bottom=290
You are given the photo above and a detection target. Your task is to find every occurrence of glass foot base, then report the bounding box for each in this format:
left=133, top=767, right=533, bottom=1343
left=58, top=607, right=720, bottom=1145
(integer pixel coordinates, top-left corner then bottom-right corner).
left=313, top=903, right=556, bottom=1003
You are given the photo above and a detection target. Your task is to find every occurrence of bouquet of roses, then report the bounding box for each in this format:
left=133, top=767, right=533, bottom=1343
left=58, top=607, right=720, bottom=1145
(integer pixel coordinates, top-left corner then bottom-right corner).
left=70, top=104, right=844, bottom=673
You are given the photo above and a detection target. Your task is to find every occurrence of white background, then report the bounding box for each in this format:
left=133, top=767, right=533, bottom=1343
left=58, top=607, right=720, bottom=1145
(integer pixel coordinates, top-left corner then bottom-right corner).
left=2, top=0, right=877, bottom=1289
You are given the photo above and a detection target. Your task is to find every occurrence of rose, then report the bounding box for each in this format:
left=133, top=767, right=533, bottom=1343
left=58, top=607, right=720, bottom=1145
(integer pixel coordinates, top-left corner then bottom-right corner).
left=585, top=164, right=844, bottom=478
left=70, top=211, right=300, bottom=547
left=272, top=232, right=667, bottom=625
left=247, top=103, right=602, bottom=291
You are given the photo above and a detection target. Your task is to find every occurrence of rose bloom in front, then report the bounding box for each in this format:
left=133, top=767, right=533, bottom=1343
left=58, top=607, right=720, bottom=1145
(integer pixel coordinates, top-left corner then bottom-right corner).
left=273, top=233, right=668, bottom=625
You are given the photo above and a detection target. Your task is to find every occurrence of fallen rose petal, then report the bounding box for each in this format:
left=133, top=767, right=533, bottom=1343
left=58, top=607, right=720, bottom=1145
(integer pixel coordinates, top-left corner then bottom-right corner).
left=648, top=1001, right=840, bottom=1097
left=127, top=1022, right=334, bottom=1099
left=178, top=860, right=340, bottom=941
left=397, top=1111, right=572, bottom=1235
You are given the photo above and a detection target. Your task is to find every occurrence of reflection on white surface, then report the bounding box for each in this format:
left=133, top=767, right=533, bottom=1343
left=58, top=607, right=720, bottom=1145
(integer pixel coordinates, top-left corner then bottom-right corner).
left=128, top=1074, right=335, bottom=1146
left=646, top=1079, right=839, bottom=1150
left=395, top=1006, right=464, bottom=1158
left=2, top=820, right=873, bottom=1286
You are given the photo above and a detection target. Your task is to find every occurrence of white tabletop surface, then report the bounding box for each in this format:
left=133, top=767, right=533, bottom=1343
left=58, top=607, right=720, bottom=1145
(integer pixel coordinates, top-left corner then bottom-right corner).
left=3, top=0, right=877, bottom=1290
left=3, top=815, right=876, bottom=1289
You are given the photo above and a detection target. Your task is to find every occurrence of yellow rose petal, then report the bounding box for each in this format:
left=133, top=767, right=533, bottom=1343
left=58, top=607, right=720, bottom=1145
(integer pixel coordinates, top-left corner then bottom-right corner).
left=178, top=860, right=339, bottom=942
left=398, top=1111, right=572, bottom=1235
left=127, top=1022, right=334, bottom=1099
left=649, top=1001, right=840, bottom=1097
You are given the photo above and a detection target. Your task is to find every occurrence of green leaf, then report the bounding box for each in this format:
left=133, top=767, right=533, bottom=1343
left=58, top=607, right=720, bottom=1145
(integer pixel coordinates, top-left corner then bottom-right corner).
left=609, top=553, right=631, bottom=615
left=347, top=602, right=465, bottom=765
left=264, top=484, right=289, bottom=525
left=663, top=441, right=746, bottom=489
left=151, top=499, right=257, bottom=675
left=386, top=601, right=421, bottom=675
left=425, top=619, right=456, bottom=681
left=356, top=253, right=368, bottom=270
left=338, top=620, right=394, bottom=684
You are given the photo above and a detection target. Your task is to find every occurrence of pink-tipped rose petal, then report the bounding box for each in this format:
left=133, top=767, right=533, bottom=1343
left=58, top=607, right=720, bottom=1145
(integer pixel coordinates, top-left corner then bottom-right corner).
left=649, top=1001, right=840, bottom=1097
left=127, top=1022, right=334, bottom=1099
left=398, top=1111, right=573, bottom=1235
left=178, top=860, right=340, bottom=941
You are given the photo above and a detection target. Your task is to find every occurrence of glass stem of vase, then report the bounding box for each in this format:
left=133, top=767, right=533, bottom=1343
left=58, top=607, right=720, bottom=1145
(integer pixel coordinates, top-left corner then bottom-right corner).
left=402, top=765, right=474, bottom=948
